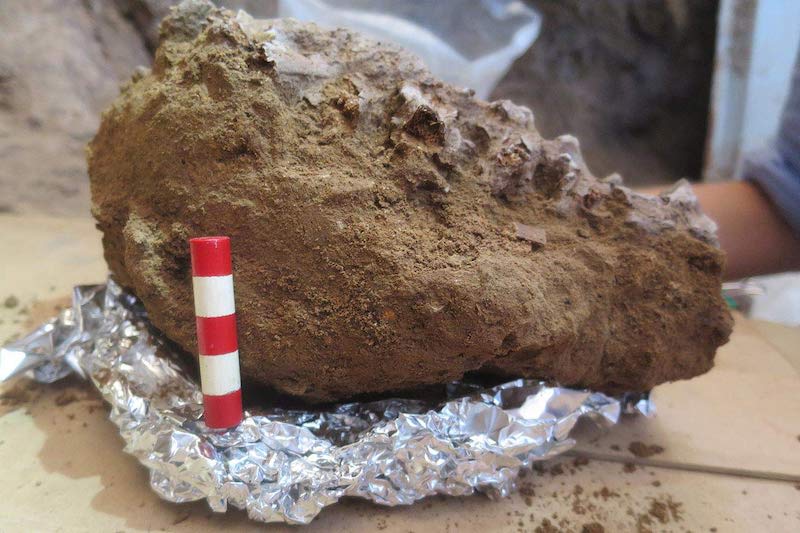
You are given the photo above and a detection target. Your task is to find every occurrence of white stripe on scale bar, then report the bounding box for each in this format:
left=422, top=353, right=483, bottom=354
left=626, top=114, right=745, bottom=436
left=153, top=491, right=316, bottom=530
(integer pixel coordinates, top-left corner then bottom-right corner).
left=199, top=351, right=241, bottom=396
left=192, top=275, right=235, bottom=318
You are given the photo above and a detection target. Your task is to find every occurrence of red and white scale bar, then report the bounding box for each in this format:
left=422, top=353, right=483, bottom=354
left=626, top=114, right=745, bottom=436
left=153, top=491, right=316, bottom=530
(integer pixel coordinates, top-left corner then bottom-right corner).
left=189, top=236, right=243, bottom=429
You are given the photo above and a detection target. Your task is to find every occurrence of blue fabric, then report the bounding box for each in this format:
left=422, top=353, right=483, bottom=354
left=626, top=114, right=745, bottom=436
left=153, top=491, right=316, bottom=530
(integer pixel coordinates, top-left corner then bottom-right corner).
left=743, top=52, right=800, bottom=237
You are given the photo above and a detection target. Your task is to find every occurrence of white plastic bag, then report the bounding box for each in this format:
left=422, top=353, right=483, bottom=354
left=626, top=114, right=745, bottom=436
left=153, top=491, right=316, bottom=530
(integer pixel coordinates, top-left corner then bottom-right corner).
left=277, top=0, right=541, bottom=99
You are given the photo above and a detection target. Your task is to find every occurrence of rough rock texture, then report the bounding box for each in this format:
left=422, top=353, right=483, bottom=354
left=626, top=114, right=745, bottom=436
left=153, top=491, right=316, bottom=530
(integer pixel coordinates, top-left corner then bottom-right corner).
left=113, top=0, right=277, bottom=52
left=1, top=0, right=716, bottom=217
left=88, top=1, right=732, bottom=403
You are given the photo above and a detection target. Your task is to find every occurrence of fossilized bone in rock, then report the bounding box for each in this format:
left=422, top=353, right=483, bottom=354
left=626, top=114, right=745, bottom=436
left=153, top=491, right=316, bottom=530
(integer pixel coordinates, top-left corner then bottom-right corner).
left=88, top=1, right=732, bottom=403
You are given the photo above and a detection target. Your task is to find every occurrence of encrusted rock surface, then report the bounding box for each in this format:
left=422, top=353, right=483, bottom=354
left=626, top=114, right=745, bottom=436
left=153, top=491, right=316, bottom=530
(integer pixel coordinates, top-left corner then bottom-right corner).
left=88, top=1, right=732, bottom=403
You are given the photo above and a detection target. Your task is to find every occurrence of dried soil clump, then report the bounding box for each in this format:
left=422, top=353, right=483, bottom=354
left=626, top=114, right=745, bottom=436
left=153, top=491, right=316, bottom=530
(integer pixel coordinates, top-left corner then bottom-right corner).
left=88, top=1, right=732, bottom=403
left=628, top=441, right=665, bottom=458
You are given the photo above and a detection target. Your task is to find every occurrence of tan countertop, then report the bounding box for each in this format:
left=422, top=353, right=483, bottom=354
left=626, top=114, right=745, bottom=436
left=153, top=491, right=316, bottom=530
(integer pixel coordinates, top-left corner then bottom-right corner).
left=1, top=213, right=799, bottom=532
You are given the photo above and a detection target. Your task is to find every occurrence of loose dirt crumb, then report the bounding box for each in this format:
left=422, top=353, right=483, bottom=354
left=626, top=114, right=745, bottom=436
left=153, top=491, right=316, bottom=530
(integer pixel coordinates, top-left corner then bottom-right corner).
left=610, top=444, right=621, bottom=451
left=582, top=522, right=605, bottom=533
left=520, top=480, right=536, bottom=506
left=623, top=463, right=637, bottom=473
left=628, top=441, right=665, bottom=458
left=648, top=500, right=670, bottom=524
left=0, top=384, right=30, bottom=407
left=571, top=490, right=588, bottom=516
left=643, top=496, right=682, bottom=526
left=0, top=380, right=45, bottom=408
left=535, top=518, right=559, bottom=533
left=573, top=456, right=590, bottom=467
left=594, top=487, right=619, bottom=501
left=3, top=295, right=19, bottom=308
left=636, top=512, right=654, bottom=533
left=651, top=480, right=661, bottom=487
left=54, top=390, right=79, bottom=406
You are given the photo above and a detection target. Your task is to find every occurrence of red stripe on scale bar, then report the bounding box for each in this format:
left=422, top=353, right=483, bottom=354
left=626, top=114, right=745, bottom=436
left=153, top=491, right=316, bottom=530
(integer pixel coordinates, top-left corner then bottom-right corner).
left=203, top=389, right=243, bottom=428
left=196, top=314, right=238, bottom=355
left=190, top=236, right=232, bottom=277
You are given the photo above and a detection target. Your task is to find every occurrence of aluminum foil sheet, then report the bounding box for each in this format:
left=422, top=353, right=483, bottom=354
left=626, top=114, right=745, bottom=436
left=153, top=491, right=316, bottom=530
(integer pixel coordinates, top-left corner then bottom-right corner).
left=0, top=280, right=651, bottom=524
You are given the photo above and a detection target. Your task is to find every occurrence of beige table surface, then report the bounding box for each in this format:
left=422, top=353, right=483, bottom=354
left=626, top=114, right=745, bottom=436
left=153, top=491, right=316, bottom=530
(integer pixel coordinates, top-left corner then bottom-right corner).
left=1, top=213, right=799, bottom=532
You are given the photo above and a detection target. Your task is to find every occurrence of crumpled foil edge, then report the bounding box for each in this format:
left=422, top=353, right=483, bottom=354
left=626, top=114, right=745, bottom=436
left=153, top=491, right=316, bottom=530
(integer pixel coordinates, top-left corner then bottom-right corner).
left=0, top=280, right=651, bottom=524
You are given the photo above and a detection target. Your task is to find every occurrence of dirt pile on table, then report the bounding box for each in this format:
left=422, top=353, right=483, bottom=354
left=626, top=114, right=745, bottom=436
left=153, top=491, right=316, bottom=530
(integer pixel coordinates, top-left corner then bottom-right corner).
left=88, top=0, right=732, bottom=403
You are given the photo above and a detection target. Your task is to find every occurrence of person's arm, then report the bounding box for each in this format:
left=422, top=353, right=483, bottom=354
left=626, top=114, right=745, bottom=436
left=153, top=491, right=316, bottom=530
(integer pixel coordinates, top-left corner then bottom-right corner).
left=719, top=48, right=800, bottom=280
left=690, top=181, right=800, bottom=280
left=647, top=50, right=800, bottom=280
